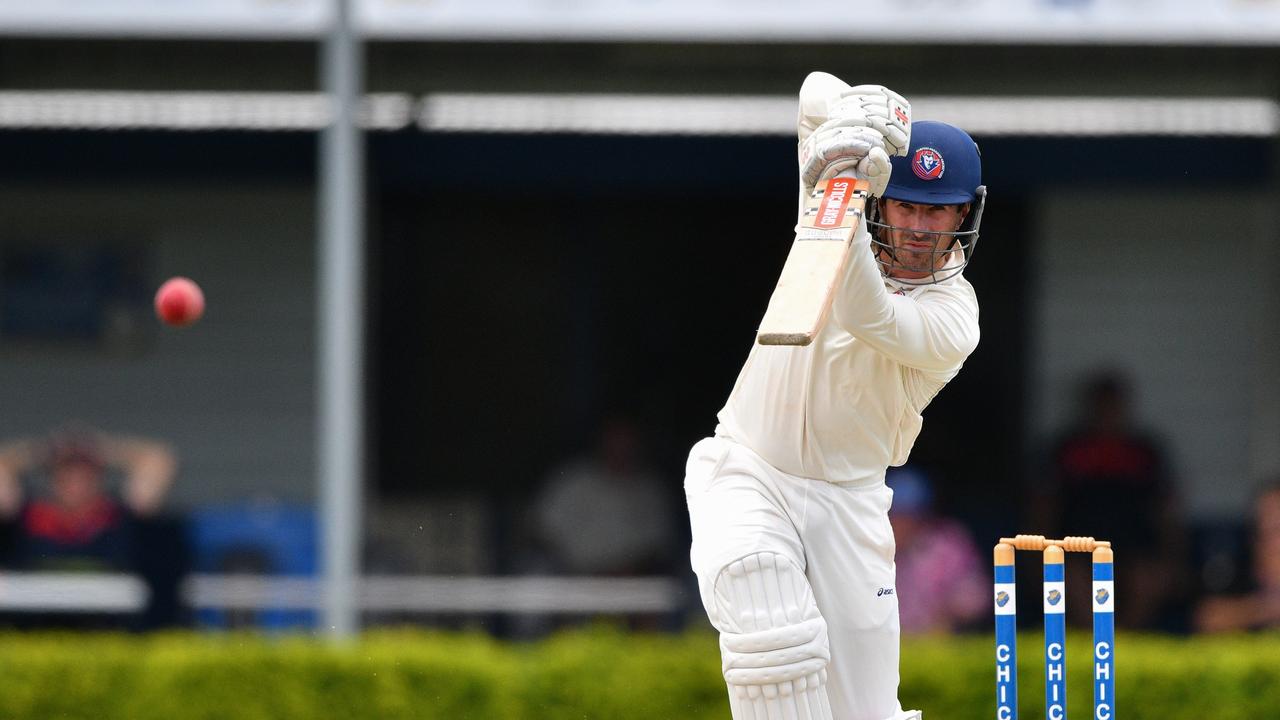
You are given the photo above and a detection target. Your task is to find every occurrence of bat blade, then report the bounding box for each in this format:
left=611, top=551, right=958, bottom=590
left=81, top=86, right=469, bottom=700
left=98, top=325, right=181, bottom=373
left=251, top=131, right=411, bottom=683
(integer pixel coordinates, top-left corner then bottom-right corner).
left=756, top=177, right=870, bottom=346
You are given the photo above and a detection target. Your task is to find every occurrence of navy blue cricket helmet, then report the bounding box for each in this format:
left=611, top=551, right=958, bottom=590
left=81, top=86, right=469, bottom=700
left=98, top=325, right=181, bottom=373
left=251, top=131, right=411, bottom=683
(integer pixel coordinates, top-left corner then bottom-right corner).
left=868, top=120, right=987, bottom=285
left=884, top=121, right=982, bottom=204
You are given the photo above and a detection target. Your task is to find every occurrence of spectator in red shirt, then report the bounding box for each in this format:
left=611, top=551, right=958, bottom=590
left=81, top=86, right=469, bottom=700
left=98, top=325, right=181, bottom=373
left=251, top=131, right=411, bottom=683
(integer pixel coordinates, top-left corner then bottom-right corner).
left=1033, top=371, right=1190, bottom=630
left=0, top=427, right=176, bottom=572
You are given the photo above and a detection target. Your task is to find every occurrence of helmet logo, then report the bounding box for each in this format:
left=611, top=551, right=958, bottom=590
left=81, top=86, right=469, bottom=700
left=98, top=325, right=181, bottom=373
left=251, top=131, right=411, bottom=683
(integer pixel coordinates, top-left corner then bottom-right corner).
left=911, top=147, right=945, bottom=181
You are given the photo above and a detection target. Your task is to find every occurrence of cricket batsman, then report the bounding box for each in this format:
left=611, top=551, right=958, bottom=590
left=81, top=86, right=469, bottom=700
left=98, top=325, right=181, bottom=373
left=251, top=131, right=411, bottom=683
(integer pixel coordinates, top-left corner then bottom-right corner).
left=684, top=72, right=986, bottom=720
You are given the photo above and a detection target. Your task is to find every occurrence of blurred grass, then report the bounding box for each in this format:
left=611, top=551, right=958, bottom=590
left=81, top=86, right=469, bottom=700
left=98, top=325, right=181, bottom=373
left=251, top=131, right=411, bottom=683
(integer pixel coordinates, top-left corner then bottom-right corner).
left=0, top=626, right=1276, bottom=719
left=901, top=631, right=1280, bottom=720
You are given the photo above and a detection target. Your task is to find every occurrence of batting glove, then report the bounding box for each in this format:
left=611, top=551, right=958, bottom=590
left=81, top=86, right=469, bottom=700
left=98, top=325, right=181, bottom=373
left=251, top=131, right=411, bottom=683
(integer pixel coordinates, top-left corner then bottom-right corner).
left=826, top=85, right=912, bottom=157
left=799, top=124, right=894, bottom=197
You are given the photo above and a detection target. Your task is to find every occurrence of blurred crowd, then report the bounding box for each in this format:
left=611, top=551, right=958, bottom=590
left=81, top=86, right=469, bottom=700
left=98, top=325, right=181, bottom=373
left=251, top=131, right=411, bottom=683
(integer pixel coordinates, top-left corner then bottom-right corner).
left=2, top=371, right=1278, bottom=638
left=884, top=369, right=1280, bottom=637
left=884, top=369, right=1280, bottom=636
left=513, top=373, right=1280, bottom=638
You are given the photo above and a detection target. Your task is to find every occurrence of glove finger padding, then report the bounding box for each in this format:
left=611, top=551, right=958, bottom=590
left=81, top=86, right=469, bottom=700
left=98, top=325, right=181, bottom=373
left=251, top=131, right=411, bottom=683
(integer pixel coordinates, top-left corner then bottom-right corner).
left=854, top=146, right=892, bottom=197
left=830, top=85, right=912, bottom=156
left=799, top=125, right=887, bottom=193
left=817, top=146, right=891, bottom=199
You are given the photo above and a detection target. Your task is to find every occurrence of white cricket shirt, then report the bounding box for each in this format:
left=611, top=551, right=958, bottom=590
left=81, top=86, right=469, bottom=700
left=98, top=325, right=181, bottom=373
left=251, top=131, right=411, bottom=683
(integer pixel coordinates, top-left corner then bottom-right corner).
left=715, top=221, right=980, bottom=483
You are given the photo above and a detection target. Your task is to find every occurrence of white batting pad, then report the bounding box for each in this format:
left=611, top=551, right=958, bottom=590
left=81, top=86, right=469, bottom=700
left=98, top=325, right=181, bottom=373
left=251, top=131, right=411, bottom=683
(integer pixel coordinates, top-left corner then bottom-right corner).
left=714, top=552, right=834, bottom=720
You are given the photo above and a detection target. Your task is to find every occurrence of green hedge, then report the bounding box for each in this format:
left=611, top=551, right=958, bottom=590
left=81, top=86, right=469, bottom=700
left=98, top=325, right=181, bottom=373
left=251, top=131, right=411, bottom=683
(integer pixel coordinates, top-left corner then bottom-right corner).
left=0, top=628, right=1276, bottom=719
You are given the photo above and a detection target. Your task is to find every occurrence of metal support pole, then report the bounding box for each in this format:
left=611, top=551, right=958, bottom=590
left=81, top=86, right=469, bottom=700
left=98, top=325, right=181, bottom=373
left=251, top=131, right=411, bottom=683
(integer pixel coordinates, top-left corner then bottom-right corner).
left=318, top=0, right=364, bottom=638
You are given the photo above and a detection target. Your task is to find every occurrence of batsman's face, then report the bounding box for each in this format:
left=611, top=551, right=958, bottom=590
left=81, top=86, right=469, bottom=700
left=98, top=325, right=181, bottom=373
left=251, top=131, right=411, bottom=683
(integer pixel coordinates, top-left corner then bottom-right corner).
left=879, top=199, right=970, bottom=280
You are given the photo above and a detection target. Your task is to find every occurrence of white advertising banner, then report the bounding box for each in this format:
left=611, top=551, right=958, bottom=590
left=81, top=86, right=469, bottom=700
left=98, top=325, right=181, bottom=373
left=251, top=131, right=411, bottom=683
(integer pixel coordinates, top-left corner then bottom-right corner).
left=0, top=0, right=1277, bottom=44
left=0, top=0, right=328, bottom=38
left=358, top=0, right=1280, bottom=44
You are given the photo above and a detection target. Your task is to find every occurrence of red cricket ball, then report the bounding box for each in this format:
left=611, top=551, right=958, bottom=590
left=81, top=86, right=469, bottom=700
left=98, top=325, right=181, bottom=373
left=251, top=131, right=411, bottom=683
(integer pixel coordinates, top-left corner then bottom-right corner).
left=154, top=277, right=205, bottom=328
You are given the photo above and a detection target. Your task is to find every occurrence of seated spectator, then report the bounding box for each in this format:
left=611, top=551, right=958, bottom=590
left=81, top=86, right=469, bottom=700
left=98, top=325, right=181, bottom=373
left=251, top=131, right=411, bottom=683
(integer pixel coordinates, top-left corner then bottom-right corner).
left=0, top=427, right=186, bottom=629
left=505, top=416, right=676, bottom=637
left=888, top=467, right=987, bottom=634
left=1195, top=480, right=1280, bottom=633
left=0, top=427, right=175, bottom=572
left=1034, top=370, right=1190, bottom=630
left=532, top=417, right=674, bottom=577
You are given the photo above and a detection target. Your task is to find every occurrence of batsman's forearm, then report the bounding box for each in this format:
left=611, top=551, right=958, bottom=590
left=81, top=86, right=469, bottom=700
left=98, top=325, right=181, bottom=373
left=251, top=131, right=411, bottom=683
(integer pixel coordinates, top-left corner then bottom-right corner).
left=830, top=224, right=979, bottom=372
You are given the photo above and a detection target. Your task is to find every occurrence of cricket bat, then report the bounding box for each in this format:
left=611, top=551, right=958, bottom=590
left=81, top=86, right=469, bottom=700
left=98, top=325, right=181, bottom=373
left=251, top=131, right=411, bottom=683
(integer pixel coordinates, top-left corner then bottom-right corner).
left=756, top=175, right=870, bottom=346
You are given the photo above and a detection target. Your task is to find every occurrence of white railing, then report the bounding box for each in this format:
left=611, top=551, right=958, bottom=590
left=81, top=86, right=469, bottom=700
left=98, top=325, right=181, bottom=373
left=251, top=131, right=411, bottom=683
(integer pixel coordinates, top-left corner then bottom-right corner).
left=0, top=572, right=686, bottom=615
left=0, top=91, right=1275, bottom=138
left=0, top=0, right=1278, bottom=46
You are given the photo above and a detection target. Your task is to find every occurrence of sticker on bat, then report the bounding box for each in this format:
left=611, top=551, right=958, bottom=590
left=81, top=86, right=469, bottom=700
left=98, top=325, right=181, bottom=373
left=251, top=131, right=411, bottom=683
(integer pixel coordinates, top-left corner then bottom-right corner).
left=815, top=178, right=857, bottom=230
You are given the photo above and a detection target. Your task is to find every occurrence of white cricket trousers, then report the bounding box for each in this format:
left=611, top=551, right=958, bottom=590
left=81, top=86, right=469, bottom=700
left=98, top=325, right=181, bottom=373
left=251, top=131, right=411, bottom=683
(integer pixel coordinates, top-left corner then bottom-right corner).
left=685, top=436, right=902, bottom=720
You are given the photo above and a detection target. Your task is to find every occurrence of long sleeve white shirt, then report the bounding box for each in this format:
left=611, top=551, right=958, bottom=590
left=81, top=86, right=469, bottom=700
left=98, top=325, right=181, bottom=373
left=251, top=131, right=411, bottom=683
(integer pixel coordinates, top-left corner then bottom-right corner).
left=715, top=221, right=980, bottom=483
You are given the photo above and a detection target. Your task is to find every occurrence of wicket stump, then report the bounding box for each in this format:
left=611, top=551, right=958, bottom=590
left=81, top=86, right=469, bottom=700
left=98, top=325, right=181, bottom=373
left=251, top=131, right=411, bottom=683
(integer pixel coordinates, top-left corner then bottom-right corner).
left=993, top=535, right=1115, bottom=720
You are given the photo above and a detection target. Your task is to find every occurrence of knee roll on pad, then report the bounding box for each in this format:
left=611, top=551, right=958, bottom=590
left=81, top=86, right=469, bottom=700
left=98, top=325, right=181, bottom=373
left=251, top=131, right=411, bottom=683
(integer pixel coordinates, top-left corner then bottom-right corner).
left=713, top=552, right=832, bottom=690
left=720, top=617, right=829, bottom=685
